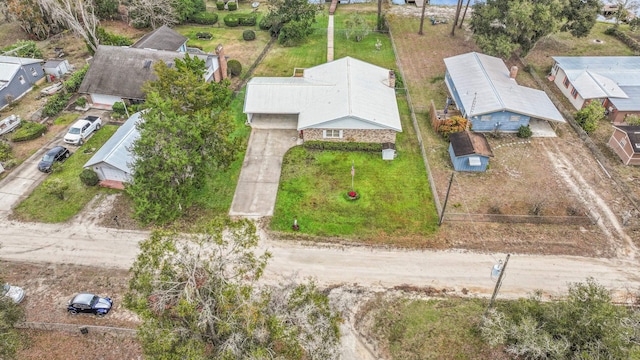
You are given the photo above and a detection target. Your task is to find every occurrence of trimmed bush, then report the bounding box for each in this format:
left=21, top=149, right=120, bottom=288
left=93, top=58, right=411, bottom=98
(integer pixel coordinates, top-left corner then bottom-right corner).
left=75, top=97, right=87, bottom=107
left=227, top=59, right=242, bottom=76
left=303, top=141, right=383, bottom=152
left=243, top=30, right=256, bottom=41
left=196, top=32, right=213, bottom=40
left=12, top=121, right=47, bottom=142
left=0, top=140, right=13, bottom=162
left=224, top=14, right=239, bottom=27
left=191, top=12, right=218, bottom=25
left=42, top=92, right=71, bottom=117
left=112, top=102, right=127, bottom=118
left=216, top=1, right=225, bottom=10
left=517, top=125, right=532, bottom=138
left=238, top=13, right=257, bottom=26
left=80, top=168, right=100, bottom=186
left=227, top=1, right=237, bottom=10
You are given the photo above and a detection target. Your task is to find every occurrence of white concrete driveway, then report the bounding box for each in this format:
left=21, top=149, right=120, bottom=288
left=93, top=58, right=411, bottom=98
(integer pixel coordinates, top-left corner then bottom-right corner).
left=229, top=128, right=299, bottom=217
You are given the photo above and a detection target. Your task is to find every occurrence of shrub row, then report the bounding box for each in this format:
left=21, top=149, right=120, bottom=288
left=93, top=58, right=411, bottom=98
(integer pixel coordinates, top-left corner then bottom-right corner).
left=191, top=12, right=218, bottom=25
left=12, top=121, right=47, bottom=142
left=64, top=64, right=89, bottom=93
left=303, top=141, right=383, bottom=152
left=604, top=27, right=640, bottom=52
left=224, top=13, right=257, bottom=27
left=42, top=93, right=72, bottom=117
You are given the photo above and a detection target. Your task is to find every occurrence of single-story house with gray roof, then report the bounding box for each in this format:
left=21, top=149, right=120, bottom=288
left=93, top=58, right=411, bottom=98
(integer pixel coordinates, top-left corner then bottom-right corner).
left=551, top=56, right=640, bottom=124
left=84, top=111, right=142, bottom=187
left=78, top=45, right=227, bottom=109
left=243, top=56, right=402, bottom=143
left=0, top=55, right=45, bottom=110
left=444, top=52, right=565, bottom=133
left=131, top=25, right=188, bottom=52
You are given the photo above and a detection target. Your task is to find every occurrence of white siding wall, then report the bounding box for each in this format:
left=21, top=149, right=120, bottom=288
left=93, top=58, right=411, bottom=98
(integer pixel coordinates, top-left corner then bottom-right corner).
left=90, top=94, right=123, bottom=108
left=92, top=163, right=131, bottom=182
left=553, top=68, right=586, bottom=110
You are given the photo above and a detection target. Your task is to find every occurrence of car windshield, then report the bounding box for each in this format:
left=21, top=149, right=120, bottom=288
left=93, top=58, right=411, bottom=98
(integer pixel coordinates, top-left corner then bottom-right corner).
left=42, top=154, right=55, bottom=162
left=90, top=295, right=99, bottom=307
left=68, top=128, right=81, bottom=135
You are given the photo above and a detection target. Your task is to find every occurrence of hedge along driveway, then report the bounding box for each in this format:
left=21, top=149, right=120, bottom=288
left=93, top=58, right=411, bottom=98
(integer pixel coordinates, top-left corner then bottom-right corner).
left=12, top=125, right=119, bottom=223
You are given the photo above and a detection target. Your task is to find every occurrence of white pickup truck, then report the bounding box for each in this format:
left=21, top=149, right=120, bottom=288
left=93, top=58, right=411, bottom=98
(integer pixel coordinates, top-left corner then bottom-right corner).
left=64, top=115, right=102, bottom=145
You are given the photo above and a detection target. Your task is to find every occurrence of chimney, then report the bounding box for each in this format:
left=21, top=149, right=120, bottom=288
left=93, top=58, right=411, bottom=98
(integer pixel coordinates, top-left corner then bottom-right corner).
left=509, top=66, right=518, bottom=79
left=388, top=70, right=396, bottom=88
left=215, top=44, right=228, bottom=81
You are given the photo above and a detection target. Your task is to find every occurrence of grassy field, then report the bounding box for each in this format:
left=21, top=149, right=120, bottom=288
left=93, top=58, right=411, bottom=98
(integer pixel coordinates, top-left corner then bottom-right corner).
left=12, top=124, right=119, bottom=222
left=365, top=295, right=509, bottom=360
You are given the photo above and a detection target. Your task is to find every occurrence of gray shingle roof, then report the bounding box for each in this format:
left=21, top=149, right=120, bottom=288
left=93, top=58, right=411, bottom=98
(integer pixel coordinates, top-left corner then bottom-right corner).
left=78, top=46, right=214, bottom=100
left=131, top=25, right=187, bottom=51
left=444, top=52, right=564, bottom=123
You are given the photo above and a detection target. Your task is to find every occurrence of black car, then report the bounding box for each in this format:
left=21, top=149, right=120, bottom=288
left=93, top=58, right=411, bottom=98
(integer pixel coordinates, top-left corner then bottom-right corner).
left=38, top=146, right=70, bottom=173
left=67, top=293, right=113, bottom=316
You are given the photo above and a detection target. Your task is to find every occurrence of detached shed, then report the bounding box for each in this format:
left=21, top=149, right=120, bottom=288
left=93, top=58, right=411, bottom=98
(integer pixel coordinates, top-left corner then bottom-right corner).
left=448, top=131, right=494, bottom=172
left=43, top=59, right=70, bottom=79
left=608, top=125, right=640, bottom=165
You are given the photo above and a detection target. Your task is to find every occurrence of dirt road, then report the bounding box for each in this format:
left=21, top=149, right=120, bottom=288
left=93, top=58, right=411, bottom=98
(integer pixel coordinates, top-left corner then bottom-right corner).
left=1, top=219, right=639, bottom=301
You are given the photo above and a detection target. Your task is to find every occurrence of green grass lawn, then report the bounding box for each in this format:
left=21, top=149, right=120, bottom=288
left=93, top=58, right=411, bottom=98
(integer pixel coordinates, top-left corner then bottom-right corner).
left=12, top=126, right=119, bottom=222
left=333, top=12, right=395, bottom=69
left=271, top=98, right=438, bottom=245
left=370, top=296, right=508, bottom=360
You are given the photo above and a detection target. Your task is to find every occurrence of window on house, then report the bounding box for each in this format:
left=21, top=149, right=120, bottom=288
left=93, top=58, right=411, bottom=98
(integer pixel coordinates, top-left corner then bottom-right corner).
left=563, top=76, right=570, bottom=88
left=509, top=115, right=520, bottom=122
left=468, top=157, right=481, bottom=166
left=19, top=76, right=25, bottom=84
left=571, top=87, right=578, bottom=99
left=480, top=115, right=491, bottom=122
left=323, top=129, right=343, bottom=139
left=31, top=67, right=37, bottom=76
left=620, top=139, right=626, bottom=147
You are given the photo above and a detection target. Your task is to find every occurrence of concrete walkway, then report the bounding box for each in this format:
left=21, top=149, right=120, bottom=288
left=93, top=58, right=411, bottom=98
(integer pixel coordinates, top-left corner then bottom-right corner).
left=229, top=129, right=299, bottom=217
left=327, top=15, right=335, bottom=62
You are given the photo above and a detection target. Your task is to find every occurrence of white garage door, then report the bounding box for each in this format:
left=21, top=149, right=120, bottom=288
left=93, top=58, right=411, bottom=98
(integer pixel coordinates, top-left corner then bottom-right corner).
left=95, top=165, right=129, bottom=182
left=250, top=114, right=298, bottom=129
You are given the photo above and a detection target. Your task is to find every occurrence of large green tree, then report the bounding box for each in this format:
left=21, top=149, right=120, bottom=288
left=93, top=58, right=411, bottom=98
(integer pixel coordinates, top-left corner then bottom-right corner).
left=261, top=0, right=322, bottom=46
left=470, top=0, right=600, bottom=58
left=127, top=55, right=239, bottom=225
left=481, top=278, right=640, bottom=359
left=125, top=218, right=341, bottom=359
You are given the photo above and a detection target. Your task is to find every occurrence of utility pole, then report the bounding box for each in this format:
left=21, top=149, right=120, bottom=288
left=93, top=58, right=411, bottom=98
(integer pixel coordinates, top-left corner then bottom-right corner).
left=418, top=0, right=428, bottom=35
left=485, top=254, right=511, bottom=316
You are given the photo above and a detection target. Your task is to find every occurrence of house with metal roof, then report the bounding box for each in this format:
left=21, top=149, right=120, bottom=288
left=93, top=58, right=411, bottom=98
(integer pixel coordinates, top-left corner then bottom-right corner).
left=244, top=56, right=402, bottom=143
left=131, top=25, right=188, bottom=52
left=84, top=111, right=142, bottom=187
left=78, top=45, right=227, bottom=109
left=0, top=55, right=45, bottom=110
left=444, top=52, right=564, bottom=133
left=550, top=56, right=640, bottom=124
left=608, top=125, right=640, bottom=166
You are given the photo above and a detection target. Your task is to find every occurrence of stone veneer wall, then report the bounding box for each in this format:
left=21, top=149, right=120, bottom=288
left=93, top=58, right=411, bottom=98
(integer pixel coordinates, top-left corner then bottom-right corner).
left=304, top=128, right=396, bottom=143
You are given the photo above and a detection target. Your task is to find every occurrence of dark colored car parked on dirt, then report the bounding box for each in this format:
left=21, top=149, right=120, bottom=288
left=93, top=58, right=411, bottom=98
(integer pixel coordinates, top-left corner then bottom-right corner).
left=67, top=293, right=112, bottom=316
left=38, top=146, right=70, bottom=173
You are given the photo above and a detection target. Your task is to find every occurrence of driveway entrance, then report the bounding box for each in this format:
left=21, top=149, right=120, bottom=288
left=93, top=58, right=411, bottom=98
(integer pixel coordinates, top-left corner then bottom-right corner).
left=229, top=128, right=299, bottom=217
